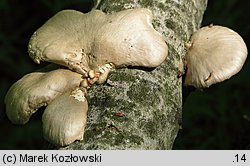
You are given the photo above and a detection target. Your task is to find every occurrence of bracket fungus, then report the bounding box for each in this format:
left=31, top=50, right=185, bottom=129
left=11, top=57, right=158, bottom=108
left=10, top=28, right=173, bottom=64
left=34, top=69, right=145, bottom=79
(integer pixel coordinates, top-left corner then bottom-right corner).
left=5, top=8, right=168, bottom=146
left=184, top=25, right=248, bottom=88
left=28, top=8, right=168, bottom=81
left=4, top=68, right=83, bottom=124
left=42, top=88, right=88, bottom=146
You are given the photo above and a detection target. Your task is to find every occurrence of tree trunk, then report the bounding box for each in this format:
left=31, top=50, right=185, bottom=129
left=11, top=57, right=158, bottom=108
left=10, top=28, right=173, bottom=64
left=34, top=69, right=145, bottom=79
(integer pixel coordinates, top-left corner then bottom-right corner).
left=62, top=0, right=207, bottom=150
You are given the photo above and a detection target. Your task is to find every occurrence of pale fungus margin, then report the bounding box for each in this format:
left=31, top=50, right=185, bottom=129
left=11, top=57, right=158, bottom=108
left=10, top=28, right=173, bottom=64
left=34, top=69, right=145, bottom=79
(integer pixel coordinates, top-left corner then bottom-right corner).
left=184, top=24, right=248, bottom=88
left=4, top=8, right=168, bottom=146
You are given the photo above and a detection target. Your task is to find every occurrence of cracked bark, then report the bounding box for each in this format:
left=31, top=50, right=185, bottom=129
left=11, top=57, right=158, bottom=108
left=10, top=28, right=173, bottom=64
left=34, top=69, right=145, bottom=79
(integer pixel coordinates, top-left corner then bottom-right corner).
left=61, top=0, right=207, bottom=150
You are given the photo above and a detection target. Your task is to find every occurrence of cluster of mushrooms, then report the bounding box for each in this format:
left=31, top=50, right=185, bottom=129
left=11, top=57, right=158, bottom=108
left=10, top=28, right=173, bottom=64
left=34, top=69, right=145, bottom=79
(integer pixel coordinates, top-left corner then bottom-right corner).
left=5, top=8, right=247, bottom=147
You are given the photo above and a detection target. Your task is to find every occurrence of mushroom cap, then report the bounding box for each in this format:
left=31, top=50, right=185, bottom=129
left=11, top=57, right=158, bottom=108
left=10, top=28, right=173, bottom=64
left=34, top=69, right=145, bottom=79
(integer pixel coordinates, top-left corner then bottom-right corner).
left=28, top=8, right=168, bottom=75
left=42, top=88, right=88, bottom=146
left=28, top=10, right=105, bottom=75
left=93, top=8, right=168, bottom=69
left=4, top=68, right=83, bottom=124
left=184, top=25, right=248, bottom=88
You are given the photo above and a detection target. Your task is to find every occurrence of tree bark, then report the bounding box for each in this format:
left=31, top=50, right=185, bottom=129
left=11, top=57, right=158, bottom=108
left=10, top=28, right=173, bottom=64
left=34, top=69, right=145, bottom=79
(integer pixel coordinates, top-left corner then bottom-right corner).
left=62, top=0, right=207, bottom=150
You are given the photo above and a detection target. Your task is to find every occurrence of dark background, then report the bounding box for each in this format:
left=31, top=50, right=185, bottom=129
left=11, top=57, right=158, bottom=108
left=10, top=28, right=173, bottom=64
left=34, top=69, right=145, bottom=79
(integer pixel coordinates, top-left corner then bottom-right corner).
left=0, top=0, right=249, bottom=149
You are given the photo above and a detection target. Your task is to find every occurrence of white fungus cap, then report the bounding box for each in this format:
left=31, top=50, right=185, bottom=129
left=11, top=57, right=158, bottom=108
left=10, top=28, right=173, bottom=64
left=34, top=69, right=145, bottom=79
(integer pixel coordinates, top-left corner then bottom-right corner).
left=28, top=8, right=168, bottom=76
left=184, top=25, right=248, bottom=88
left=42, top=88, right=88, bottom=147
left=4, top=68, right=83, bottom=124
